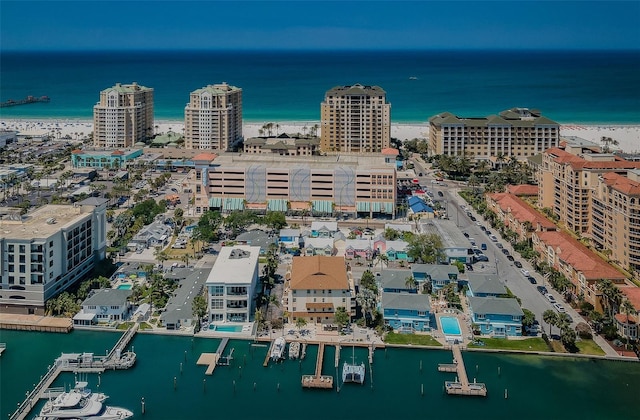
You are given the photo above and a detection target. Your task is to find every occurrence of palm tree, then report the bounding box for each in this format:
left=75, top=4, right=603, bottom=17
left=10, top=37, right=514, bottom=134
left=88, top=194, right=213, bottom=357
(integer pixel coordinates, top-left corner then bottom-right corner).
left=295, top=317, right=307, bottom=331
left=154, top=248, right=169, bottom=269
left=405, top=276, right=417, bottom=291
left=621, top=299, right=637, bottom=327
left=181, top=253, right=190, bottom=268
left=543, top=309, right=558, bottom=336
left=374, top=254, right=389, bottom=272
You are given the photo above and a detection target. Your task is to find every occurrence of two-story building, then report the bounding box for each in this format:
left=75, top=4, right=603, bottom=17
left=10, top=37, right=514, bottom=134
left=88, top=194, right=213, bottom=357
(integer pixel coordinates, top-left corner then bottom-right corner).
left=73, top=288, right=132, bottom=325
left=377, top=269, right=417, bottom=294
left=206, top=246, right=260, bottom=324
left=302, top=237, right=335, bottom=256
left=466, top=273, right=507, bottom=297
left=411, top=264, right=459, bottom=291
left=380, top=292, right=431, bottom=332
left=285, top=256, right=353, bottom=323
left=310, top=221, right=339, bottom=238
left=279, top=228, right=302, bottom=250
left=467, top=296, right=524, bottom=337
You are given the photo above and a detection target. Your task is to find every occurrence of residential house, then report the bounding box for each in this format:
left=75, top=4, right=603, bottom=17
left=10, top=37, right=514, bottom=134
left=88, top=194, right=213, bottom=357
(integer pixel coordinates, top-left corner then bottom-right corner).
left=128, top=219, right=172, bottom=250
left=311, top=221, right=339, bottom=238
left=74, top=289, right=132, bottom=325
left=303, top=237, right=335, bottom=256
left=466, top=273, right=507, bottom=297
left=383, top=240, right=410, bottom=262
left=206, top=246, right=260, bottom=323
left=235, top=230, right=278, bottom=255
left=285, top=256, right=354, bottom=323
left=279, top=228, right=302, bottom=250
left=377, top=269, right=417, bottom=294
left=380, top=292, right=431, bottom=332
left=345, top=239, right=374, bottom=261
left=411, top=264, right=459, bottom=291
left=467, top=296, right=524, bottom=337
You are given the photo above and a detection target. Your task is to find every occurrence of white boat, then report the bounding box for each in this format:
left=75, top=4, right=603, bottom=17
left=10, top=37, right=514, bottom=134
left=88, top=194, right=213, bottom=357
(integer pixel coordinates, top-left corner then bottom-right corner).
left=288, top=341, right=300, bottom=359
left=270, top=337, right=286, bottom=361
left=342, top=347, right=365, bottom=384
left=35, top=381, right=133, bottom=420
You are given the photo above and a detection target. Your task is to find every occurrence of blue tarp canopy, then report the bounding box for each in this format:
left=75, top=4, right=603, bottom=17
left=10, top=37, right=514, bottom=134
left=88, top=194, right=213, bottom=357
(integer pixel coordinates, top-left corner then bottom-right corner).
left=408, top=196, right=433, bottom=214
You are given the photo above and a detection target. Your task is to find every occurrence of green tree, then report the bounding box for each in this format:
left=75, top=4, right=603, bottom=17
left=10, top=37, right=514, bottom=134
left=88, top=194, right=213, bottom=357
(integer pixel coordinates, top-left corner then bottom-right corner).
left=263, top=211, right=287, bottom=230
left=295, top=317, right=307, bottom=331
left=406, top=233, right=444, bottom=264
left=404, top=276, right=417, bottom=291
left=334, top=306, right=350, bottom=327
left=359, top=270, right=378, bottom=293
left=521, top=308, right=535, bottom=330
left=192, top=294, right=208, bottom=321
left=543, top=309, right=558, bottom=336
left=356, top=288, right=377, bottom=325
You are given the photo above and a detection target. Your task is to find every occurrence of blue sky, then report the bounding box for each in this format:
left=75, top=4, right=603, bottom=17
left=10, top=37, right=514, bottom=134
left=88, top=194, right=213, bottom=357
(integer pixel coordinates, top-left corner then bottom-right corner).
left=2, top=1, right=639, bottom=50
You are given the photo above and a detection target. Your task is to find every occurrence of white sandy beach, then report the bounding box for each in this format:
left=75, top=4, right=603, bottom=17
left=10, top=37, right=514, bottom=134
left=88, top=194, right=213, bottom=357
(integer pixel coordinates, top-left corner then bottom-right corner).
left=1, top=118, right=639, bottom=153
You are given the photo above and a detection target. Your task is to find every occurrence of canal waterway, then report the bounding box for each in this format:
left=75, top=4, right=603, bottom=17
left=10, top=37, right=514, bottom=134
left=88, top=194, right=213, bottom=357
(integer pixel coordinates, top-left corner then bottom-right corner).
left=1, top=330, right=639, bottom=419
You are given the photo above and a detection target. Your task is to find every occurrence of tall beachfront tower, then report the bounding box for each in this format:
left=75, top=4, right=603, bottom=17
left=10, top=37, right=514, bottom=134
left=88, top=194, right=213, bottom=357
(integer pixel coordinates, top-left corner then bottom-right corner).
left=93, top=82, right=154, bottom=148
left=428, top=108, right=559, bottom=159
left=320, top=84, right=391, bottom=153
left=184, top=83, right=243, bottom=151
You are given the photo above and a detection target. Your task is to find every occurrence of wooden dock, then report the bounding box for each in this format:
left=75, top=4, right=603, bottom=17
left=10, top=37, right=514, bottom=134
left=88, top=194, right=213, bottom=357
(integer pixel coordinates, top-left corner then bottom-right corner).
left=10, top=325, right=138, bottom=420
left=0, top=313, right=72, bottom=333
left=335, top=344, right=341, bottom=368
left=263, top=340, right=275, bottom=367
left=301, top=343, right=333, bottom=389
left=439, top=345, right=487, bottom=397
left=197, top=337, right=232, bottom=375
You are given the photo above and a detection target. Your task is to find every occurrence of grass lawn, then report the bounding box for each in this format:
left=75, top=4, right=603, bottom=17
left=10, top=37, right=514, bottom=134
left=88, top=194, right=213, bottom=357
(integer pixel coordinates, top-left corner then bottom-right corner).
left=468, top=337, right=550, bottom=352
left=117, top=321, right=153, bottom=330
left=384, top=332, right=442, bottom=346
left=576, top=339, right=606, bottom=356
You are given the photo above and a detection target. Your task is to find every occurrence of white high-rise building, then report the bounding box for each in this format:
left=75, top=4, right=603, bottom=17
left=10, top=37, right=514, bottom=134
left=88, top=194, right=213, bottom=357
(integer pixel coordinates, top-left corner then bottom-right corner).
left=184, top=83, right=243, bottom=151
left=93, top=82, right=154, bottom=148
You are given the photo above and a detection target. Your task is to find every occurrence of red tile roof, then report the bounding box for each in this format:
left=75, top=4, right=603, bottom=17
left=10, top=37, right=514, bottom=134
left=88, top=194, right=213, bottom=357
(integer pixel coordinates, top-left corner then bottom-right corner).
left=545, top=147, right=640, bottom=171
left=192, top=152, right=218, bottom=162
left=620, top=285, right=640, bottom=311
left=111, top=150, right=125, bottom=156
left=601, top=172, right=640, bottom=196
left=71, top=149, right=84, bottom=154
left=507, top=184, right=539, bottom=196
left=535, top=230, right=626, bottom=281
left=489, top=192, right=556, bottom=230
left=615, top=313, right=637, bottom=325
left=381, top=148, right=399, bottom=156
left=290, top=256, right=349, bottom=290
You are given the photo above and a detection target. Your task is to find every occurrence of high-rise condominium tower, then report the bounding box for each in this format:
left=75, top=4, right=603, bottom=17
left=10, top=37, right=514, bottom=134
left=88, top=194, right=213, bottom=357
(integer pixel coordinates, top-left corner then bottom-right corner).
left=93, top=82, right=154, bottom=148
left=320, top=84, right=391, bottom=153
left=184, top=83, right=243, bottom=151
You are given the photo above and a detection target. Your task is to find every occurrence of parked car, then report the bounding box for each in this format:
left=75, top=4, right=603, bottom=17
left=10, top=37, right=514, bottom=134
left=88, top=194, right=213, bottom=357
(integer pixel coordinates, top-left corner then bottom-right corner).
left=506, top=255, right=514, bottom=261
left=496, top=243, right=504, bottom=249
left=502, top=249, right=510, bottom=256
left=520, top=268, right=530, bottom=276
left=489, top=235, right=498, bottom=242
left=546, top=294, right=557, bottom=304
left=437, top=191, right=444, bottom=197
left=480, top=225, right=487, bottom=231
left=527, top=276, right=537, bottom=284
left=476, top=254, right=489, bottom=262
left=481, top=243, right=487, bottom=250
left=466, top=264, right=474, bottom=271
left=537, top=286, right=548, bottom=295
left=470, top=216, right=477, bottom=222
left=554, top=303, right=566, bottom=313
left=463, top=232, right=470, bottom=238
left=514, top=261, right=523, bottom=268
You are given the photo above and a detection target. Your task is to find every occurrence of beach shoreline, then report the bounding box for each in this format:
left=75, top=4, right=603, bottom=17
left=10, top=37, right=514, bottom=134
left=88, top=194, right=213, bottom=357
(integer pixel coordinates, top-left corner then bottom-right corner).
left=2, top=118, right=639, bottom=153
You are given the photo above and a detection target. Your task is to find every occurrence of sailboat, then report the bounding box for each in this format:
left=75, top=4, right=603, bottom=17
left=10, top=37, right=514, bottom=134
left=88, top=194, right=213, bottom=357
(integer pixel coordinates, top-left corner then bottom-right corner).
left=342, top=346, right=365, bottom=384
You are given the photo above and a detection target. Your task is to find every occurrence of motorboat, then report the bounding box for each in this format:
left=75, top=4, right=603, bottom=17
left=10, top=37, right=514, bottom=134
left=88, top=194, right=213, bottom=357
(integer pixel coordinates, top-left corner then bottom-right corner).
left=35, top=381, right=133, bottom=420
left=288, top=341, right=300, bottom=359
left=270, top=337, right=286, bottom=361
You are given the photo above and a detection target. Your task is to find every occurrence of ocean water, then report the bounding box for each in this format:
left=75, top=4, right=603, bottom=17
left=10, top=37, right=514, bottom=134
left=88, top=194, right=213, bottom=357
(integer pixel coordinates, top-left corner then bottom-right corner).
left=1, top=50, right=639, bottom=124
left=1, top=330, right=639, bottom=420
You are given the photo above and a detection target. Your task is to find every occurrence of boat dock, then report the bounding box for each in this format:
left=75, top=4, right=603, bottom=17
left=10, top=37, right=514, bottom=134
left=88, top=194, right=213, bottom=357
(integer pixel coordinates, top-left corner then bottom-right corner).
left=301, top=343, right=333, bottom=389
left=9, top=325, right=139, bottom=420
left=334, top=344, right=341, bottom=367
left=439, top=345, right=487, bottom=397
left=197, top=337, right=233, bottom=375
left=263, top=340, right=275, bottom=367
left=0, top=313, right=72, bottom=333
left=1, top=95, right=50, bottom=108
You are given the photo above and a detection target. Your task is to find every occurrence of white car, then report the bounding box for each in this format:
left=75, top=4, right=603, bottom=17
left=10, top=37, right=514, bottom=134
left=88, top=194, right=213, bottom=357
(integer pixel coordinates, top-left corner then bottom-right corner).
left=545, top=293, right=556, bottom=304
left=554, top=303, right=566, bottom=313
left=520, top=268, right=530, bottom=277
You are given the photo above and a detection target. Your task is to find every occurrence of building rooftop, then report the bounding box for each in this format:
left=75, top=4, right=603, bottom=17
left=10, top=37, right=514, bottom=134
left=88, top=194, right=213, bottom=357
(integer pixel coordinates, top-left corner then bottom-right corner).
left=468, top=296, right=524, bottom=317
left=489, top=192, right=557, bottom=230
left=619, top=284, right=640, bottom=311
left=83, top=288, right=132, bottom=307
left=378, top=269, right=414, bottom=290
left=467, top=273, right=507, bottom=296
left=311, top=221, right=338, bottom=232
left=325, top=83, right=387, bottom=97
left=429, top=108, right=558, bottom=128
left=289, top=256, right=348, bottom=290
left=506, top=184, right=539, bottom=196
left=419, top=219, right=469, bottom=248
left=208, top=153, right=393, bottom=171
left=103, top=82, right=152, bottom=94
left=601, top=172, right=640, bottom=196
left=0, top=205, right=92, bottom=240
left=304, top=237, right=334, bottom=249
left=411, top=264, right=458, bottom=279
left=535, top=230, right=627, bottom=281
left=546, top=147, right=640, bottom=171
left=191, top=82, right=241, bottom=95
left=381, top=291, right=431, bottom=312
left=206, top=246, right=261, bottom=285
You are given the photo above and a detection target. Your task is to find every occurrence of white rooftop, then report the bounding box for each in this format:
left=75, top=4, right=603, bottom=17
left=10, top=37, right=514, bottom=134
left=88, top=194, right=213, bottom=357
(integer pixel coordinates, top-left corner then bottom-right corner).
left=0, top=205, right=91, bottom=240
left=205, top=246, right=260, bottom=285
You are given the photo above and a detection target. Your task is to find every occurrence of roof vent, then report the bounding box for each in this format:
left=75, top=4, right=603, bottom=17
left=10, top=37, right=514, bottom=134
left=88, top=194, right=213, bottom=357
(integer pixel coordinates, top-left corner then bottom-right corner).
left=46, top=218, right=56, bottom=224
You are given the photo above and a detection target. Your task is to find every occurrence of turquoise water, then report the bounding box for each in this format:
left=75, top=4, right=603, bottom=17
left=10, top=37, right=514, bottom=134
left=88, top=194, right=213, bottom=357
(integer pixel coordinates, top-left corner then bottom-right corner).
left=1, top=50, right=639, bottom=123
left=1, top=330, right=640, bottom=419
left=210, top=325, right=243, bottom=332
left=117, top=284, right=132, bottom=290
left=440, top=316, right=462, bottom=336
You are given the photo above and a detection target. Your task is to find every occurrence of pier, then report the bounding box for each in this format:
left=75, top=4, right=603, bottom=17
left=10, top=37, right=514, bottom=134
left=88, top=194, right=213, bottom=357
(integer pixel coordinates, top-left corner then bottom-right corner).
left=438, top=345, right=487, bottom=397
left=197, top=337, right=234, bottom=375
left=263, top=340, right=275, bottom=367
left=10, top=325, right=138, bottom=420
left=1, top=95, right=50, bottom=108
left=0, top=313, right=72, bottom=333
left=301, top=343, right=333, bottom=389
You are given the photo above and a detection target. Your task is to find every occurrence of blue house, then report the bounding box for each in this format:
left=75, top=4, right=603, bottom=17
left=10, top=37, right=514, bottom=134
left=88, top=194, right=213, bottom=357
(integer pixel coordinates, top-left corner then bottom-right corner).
left=380, top=292, right=432, bottom=332
left=279, top=228, right=302, bottom=249
left=466, top=273, right=507, bottom=297
left=377, top=269, right=417, bottom=294
left=407, top=196, right=434, bottom=216
left=467, top=296, right=524, bottom=337
left=411, top=264, right=459, bottom=291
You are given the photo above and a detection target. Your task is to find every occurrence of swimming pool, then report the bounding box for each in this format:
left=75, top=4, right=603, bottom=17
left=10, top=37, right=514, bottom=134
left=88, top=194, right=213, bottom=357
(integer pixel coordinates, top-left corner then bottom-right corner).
left=209, top=325, right=243, bottom=332
left=117, top=284, right=132, bottom=290
left=440, top=316, right=462, bottom=336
